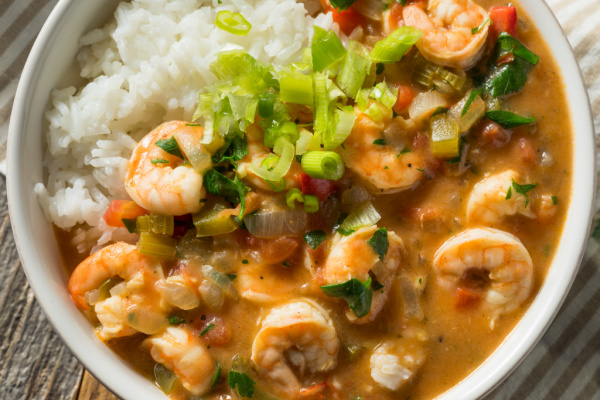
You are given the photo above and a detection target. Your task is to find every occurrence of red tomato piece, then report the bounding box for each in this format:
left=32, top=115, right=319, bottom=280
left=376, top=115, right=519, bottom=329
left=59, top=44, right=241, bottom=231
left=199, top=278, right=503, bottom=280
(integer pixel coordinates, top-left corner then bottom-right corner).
left=489, top=6, right=518, bottom=40
left=103, top=200, right=148, bottom=228
left=393, top=85, right=414, bottom=114
left=300, top=173, right=337, bottom=202
left=455, top=287, right=482, bottom=309
left=331, top=6, right=366, bottom=36
left=386, top=1, right=404, bottom=33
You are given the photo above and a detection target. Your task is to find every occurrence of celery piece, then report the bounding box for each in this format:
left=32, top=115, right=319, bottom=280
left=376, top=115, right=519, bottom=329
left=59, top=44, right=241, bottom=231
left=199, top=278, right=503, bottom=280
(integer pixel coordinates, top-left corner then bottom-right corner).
left=154, top=363, right=177, bottom=394
left=136, top=215, right=175, bottom=236
left=430, top=114, right=460, bottom=158
left=137, top=232, right=178, bottom=259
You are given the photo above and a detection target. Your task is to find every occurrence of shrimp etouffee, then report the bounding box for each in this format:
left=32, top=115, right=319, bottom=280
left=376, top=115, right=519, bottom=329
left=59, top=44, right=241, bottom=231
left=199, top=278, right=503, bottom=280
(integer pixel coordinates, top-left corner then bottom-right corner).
left=58, top=0, right=572, bottom=398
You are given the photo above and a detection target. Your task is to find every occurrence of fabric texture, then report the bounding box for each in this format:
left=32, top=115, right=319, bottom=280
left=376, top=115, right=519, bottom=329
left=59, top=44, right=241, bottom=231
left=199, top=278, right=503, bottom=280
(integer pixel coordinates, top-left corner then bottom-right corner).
left=0, top=0, right=598, bottom=398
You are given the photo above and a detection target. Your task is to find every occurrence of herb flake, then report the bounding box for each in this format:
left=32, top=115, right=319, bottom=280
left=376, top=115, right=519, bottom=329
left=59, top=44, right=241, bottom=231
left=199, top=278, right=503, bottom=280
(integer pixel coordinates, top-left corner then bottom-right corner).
left=155, top=136, right=184, bottom=159
left=304, top=230, right=327, bottom=250
left=200, top=323, right=215, bottom=337
left=151, top=158, right=169, bottom=164
left=321, top=277, right=373, bottom=318
left=373, top=138, right=386, bottom=146
left=167, top=316, right=185, bottom=325
left=367, top=227, right=389, bottom=261
left=485, top=110, right=536, bottom=129
left=228, top=371, right=256, bottom=398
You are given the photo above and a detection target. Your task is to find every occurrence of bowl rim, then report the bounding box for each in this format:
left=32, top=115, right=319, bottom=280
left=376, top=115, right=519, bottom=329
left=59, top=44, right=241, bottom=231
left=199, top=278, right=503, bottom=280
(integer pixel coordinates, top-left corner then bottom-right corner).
left=6, top=0, right=596, bottom=399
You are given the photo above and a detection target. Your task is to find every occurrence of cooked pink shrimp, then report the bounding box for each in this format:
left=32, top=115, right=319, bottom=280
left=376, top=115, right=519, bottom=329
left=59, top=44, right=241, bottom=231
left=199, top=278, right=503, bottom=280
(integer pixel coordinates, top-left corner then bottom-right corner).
left=145, top=326, right=217, bottom=396
left=125, top=121, right=209, bottom=215
left=403, top=0, right=489, bottom=69
left=68, top=242, right=162, bottom=310
left=238, top=124, right=302, bottom=192
left=251, top=299, right=339, bottom=399
left=433, top=228, right=533, bottom=321
left=323, top=225, right=404, bottom=323
left=340, top=109, right=424, bottom=194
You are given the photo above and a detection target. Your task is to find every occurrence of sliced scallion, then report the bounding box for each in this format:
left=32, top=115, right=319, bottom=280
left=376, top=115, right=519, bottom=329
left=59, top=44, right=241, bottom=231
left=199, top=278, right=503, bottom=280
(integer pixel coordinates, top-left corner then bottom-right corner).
left=215, top=10, right=252, bottom=36
left=338, top=40, right=372, bottom=99
left=312, top=26, right=347, bottom=72
left=326, top=106, right=357, bottom=150
left=279, top=71, right=314, bottom=106
left=249, top=137, right=295, bottom=182
left=258, top=91, right=275, bottom=118
left=301, top=151, right=345, bottom=180
left=370, top=26, right=423, bottom=64
left=339, top=201, right=381, bottom=231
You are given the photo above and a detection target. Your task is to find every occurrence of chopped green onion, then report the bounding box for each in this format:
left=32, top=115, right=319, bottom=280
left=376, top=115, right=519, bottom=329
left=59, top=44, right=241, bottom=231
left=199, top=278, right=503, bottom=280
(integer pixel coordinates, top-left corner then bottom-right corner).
left=258, top=91, right=275, bottom=118
left=279, top=71, right=314, bottom=106
left=215, top=10, right=252, bottom=36
left=286, top=188, right=320, bottom=213
left=249, top=137, right=295, bottom=182
left=370, top=26, right=423, bottom=64
left=364, top=102, right=384, bottom=122
left=168, top=316, right=185, bottom=325
left=151, top=158, right=169, bottom=164
left=485, top=110, right=536, bottom=128
left=136, top=215, right=175, bottom=236
left=338, top=40, right=372, bottom=99
left=430, top=114, right=460, bottom=158
left=326, top=106, right=357, bottom=150
left=312, top=26, right=347, bottom=72
left=264, top=120, right=299, bottom=148
left=192, top=200, right=239, bottom=237
left=295, top=129, right=313, bottom=155
left=339, top=201, right=381, bottom=231
left=370, top=81, right=398, bottom=109
left=313, top=72, right=331, bottom=140
left=303, top=195, right=319, bottom=213
left=301, top=151, right=345, bottom=180
left=137, top=232, right=178, bottom=259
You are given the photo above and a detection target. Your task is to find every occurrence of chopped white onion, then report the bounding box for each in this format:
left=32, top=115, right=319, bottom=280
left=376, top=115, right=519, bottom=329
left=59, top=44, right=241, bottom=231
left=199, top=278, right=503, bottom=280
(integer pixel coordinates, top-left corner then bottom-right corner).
left=126, top=306, right=168, bottom=335
left=244, top=209, right=307, bottom=238
left=84, top=289, right=99, bottom=306
left=408, top=91, right=449, bottom=122
left=540, top=151, right=554, bottom=167
left=353, top=0, right=383, bottom=21
left=156, top=278, right=200, bottom=310
left=398, top=274, right=424, bottom=320
left=199, top=280, right=224, bottom=310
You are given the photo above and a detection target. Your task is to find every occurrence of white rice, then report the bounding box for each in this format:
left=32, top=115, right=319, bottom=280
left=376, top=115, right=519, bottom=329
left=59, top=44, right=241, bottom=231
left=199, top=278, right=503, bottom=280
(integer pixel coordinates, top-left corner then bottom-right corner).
left=35, top=0, right=334, bottom=252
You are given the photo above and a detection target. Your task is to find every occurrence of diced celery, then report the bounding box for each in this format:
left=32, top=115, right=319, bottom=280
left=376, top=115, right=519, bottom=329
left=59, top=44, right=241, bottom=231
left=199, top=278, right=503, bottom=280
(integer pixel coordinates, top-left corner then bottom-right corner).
left=137, top=232, right=178, bottom=259
left=136, top=215, right=175, bottom=236
left=430, top=114, right=460, bottom=157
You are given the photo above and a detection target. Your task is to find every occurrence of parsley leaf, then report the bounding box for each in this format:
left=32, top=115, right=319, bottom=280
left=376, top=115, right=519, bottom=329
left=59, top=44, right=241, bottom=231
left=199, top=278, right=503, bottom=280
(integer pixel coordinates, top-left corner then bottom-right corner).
left=376, top=63, right=385, bottom=75
left=447, top=137, right=468, bottom=164
left=461, top=89, right=483, bottom=117
left=226, top=273, right=238, bottom=281
left=368, top=227, right=389, bottom=261
left=431, top=106, right=448, bottom=116
left=373, top=138, right=386, bottom=145
left=592, top=224, right=600, bottom=241
left=304, top=230, right=327, bottom=250
left=200, top=323, right=215, bottom=336
left=122, top=218, right=136, bottom=233
left=167, top=316, right=185, bottom=325
left=471, top=18, right=491, bottom=34
left=485, top=110, right=536, bottom=128
left=397, top=0, right=407, bottom=5
left=212, top=135, right=249, bottom=165
left=551, top=195, right=558, bottom=205
left=228, top=371, right=256, bottom=398
left=321, top=277, right=373, bottom=318
left=204, top=169, right=250, bottom=219
left=506, top=185, right=512, bottom=200
left=329, top=0, right=356, bottom=11
left=155, top=136, right=184, bottom=159
left=211, top=363, right=221, bottom=389
left=512, top=180, right=538, bottom=196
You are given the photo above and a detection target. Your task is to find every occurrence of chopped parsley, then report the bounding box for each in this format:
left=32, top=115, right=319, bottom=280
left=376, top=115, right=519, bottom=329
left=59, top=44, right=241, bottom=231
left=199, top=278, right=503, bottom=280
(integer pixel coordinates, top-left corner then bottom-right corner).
left=485, top=110, right=536, bottom=129
left=461, top=89, right=483, bottom=117
left=155, top=136, right=184, bottom=159
left=512, top=180, right=538, bottom=196
left=121, top=218, right=136, bottom=233
left=211, top=362, right=221, bottom=389
left=551, top=195, right=558, bottom=205
left=242, top=259, right=249, bottom=264
left=226, top=273, right=238, bottom=281
left=200, top=323, right=215, bottom=337
left=373, top=138, right=386, bottom=145
left=431, top=106, right=448, bottom=116
left=282, top=261, right=291, bottom=268
left=151, top=158, right=169, bottom=164
left=167, top=316, right=185, bottom=325
left=204, top=169, right=250, bottom=219
left=471, top=18, right=491, bottom=34
left=304, top=230, right=327, bottom=250
left=376, top=63, right=385, bottom=75
left=506, top=186, right=512, bottom=200
left=367, top=227, right=389, bottom=261
left=321, top=277, right=373, bottom=318
left=329, top=0, right=356, bottom=11
left=228, top=371, right=256, bottom=398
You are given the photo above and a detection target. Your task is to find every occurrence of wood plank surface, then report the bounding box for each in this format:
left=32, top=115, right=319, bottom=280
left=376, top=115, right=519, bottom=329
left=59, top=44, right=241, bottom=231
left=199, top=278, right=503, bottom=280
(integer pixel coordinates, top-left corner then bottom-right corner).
left=0, top=175, right=118, bottom=399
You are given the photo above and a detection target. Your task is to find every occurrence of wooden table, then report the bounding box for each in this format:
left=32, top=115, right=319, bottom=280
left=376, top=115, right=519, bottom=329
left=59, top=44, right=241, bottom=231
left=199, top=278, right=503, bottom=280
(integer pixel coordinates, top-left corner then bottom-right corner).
left=0, top=176, right=118, bottom=399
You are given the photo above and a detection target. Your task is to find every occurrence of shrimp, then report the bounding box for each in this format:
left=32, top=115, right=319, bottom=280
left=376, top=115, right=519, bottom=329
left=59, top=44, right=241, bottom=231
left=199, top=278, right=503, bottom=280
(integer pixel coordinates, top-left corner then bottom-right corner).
left=370, top=335, right=426, bottom=391
left=466, top=170, right=536, bottom=224
left=433, top=228, right=533, bottom=320
left=238, top=124, right=303, bottom=192
left=68, top=242, right=163, bottom=310
left=340, top=109, right=425, bottom=194
left=251, top=299, right=339, bottom=399
left=323, top=226, right=404, bottom=323
left=145, top=326, right=217, bottom=396
left=403, top=0, right=489, bottom=69
left=125, top=120, right=209, bottom=215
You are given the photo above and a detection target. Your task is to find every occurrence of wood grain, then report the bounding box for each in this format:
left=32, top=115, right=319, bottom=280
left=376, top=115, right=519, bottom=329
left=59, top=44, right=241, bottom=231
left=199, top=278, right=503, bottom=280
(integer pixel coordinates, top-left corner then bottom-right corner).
left=0, top=176, right=117, bottom=399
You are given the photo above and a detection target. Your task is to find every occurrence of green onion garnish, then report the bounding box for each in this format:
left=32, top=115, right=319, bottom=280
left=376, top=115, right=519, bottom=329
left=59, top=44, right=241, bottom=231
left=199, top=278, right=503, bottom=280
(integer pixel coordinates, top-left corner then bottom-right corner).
left=279, top=71, right=314, bottom=106
left=339, top=201, right=381, bottom=231
left=301, top=151, right=345, bottom=180
left=371, top=26, right=423, bottom=64
left=200, top=323, right=215, bottom=337
left=258, top=91, right=274, bottom=118
left=215, top=10, right=252, bottom=36
left=312, top=26, right=347, bottom=72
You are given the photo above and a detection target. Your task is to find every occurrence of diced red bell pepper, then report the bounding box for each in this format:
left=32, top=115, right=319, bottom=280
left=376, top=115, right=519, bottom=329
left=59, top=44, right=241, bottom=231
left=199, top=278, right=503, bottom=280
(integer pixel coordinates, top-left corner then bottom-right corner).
left=320, top=0, right=366, bottom=36
left=103, top=200, right=148, bottom=228
left=455, top=287, right=482, bottom=309
left=300, top=173, right=337, bottom=202
left=489, top=6, right=518, bottom=40
left=393, top=84, right=414, bottom=114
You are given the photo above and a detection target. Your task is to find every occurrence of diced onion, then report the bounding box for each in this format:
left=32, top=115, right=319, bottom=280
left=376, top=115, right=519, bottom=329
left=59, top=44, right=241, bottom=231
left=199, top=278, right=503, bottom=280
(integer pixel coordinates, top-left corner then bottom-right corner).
left=199, top=280, right=224, bottom=310
left=448, top=92, right=486, bottom=133
left=339, top=201, right=381, bottom=231
left=408, top=91, right=449, bottom=122
left=156, top=278, right=200, bottom=310
left=126, top=306, right=168, bottom=335
left=398, top=274, right=424, bottom=320
left=341, top=185, right=370, bottom=210
left=244, top=209, right=307, bottom=238
left=353, top=0, right=384, bottom=21
left=202, top=265, right=238, bottom=301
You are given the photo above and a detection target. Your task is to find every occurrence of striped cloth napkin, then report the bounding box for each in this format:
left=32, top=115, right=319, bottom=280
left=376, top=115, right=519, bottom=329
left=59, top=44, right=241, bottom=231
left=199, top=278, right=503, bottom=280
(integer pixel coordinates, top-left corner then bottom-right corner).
left=0, top=0, right=598, bottom=399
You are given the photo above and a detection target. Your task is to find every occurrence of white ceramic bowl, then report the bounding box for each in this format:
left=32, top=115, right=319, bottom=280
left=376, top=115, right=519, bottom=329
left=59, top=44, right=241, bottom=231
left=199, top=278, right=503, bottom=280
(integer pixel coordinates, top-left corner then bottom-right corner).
left=7, top=1, right=596, bottom=399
